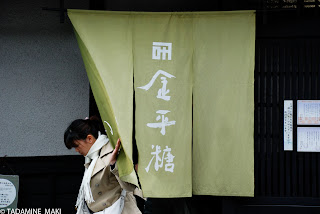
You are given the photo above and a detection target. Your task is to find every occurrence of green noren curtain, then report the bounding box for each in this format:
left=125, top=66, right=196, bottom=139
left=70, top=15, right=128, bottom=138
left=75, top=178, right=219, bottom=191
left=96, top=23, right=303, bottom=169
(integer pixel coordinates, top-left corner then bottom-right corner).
left=68, top=10, right=255, bottom=197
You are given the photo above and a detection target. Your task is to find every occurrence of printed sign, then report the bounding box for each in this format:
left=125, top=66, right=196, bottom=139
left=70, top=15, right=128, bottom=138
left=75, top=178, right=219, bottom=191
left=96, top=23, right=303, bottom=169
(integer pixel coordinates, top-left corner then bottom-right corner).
left=297, top=100, right=320, bottom=125
left=0, top=175, right=19, bottom=208
left=297, top=127, right=320, bottom=152
left=284, top=100, right=293, bottom=151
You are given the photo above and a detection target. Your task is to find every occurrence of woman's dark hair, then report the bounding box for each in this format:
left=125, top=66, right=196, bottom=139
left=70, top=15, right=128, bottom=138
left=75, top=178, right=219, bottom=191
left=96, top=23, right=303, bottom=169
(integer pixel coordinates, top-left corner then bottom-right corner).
left=64, top=116, right=106, bottom=149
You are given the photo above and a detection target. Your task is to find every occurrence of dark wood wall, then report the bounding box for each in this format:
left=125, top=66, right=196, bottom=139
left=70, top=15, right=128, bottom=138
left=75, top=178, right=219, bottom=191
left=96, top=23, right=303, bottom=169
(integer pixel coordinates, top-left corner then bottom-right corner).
left=1, top=156, right=83, bottom=213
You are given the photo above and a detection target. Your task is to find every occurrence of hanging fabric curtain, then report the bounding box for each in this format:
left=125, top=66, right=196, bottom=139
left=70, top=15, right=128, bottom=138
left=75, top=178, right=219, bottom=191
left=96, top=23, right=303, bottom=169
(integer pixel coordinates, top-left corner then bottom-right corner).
left=192, top=12, right=255, bottom=197
left=68, top=10, right=255, bottom=197
left=133, top=13, right=193, bottom=197
left=68, top=11, right=138, bottom=187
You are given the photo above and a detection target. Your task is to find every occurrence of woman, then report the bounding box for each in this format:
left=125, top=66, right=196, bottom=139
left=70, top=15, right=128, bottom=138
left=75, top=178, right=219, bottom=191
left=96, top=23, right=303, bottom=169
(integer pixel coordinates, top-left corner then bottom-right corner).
left=64, top=117, right=142, bottom=214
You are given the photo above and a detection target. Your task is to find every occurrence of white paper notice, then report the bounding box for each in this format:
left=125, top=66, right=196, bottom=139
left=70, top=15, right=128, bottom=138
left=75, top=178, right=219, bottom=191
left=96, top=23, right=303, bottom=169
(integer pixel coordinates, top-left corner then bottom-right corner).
left=297, top=127, right=320, bottom=152
left=297, top=100, right=320, bottom=125
left=0, top=179, right=16, bottom=208
left=284, top=100, right=293, bottom=151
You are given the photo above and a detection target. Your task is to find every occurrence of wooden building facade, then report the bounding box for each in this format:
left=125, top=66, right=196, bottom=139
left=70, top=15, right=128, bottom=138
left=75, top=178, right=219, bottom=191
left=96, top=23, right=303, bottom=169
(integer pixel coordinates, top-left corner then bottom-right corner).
left=2, top=0, right=320, bottom=213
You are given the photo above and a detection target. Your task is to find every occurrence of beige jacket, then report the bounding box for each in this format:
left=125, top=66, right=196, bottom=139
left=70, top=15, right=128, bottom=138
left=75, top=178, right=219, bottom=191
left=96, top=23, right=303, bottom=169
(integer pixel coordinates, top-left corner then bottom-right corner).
left=84, top=143, right=142, bottom=214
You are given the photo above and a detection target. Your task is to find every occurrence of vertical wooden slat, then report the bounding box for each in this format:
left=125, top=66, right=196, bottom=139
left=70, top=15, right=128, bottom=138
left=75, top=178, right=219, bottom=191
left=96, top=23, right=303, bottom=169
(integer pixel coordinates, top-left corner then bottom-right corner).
left=315, top=40, right=320, bottom=198
left=297, top=41, right=306, bottom=197
left=266, top=43, right=272, bottom=196
left=272, top=40, right=280, bottom=196
left=312, top=39, right=319, bottom=99
left=279, top=41, right=285, bottom=197
left=260, top=41, right=267, bottom=196
left=40, top=174, right=56, bottom=207
left=292, top=43, right=298, bottom=197
left=285, top=42, right=292, bottom=197
left=254, top=40, right=261, bottom=196
left=304, top=40, right=311, bottom=197
left=310, top=40, right=317, bottom=198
